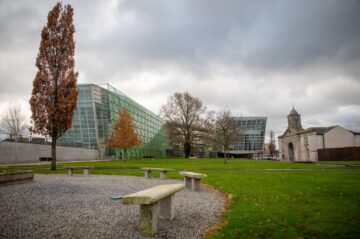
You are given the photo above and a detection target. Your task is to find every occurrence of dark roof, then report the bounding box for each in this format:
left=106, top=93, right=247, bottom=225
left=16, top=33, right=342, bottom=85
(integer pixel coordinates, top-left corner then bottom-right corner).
left=350, top=130, right=360, bottom=135
left=305, top=126, right=337, bottom=135
left=288, top=107, right=300, bottom=116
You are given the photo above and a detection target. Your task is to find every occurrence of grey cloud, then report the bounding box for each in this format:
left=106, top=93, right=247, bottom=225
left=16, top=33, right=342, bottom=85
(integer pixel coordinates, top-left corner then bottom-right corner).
left=0, top=0, right=359, bottom=140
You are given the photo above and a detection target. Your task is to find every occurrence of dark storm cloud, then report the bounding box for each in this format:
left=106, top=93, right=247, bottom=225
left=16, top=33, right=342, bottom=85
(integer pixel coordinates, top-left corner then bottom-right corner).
left=101, top=0, right=360, bottom=74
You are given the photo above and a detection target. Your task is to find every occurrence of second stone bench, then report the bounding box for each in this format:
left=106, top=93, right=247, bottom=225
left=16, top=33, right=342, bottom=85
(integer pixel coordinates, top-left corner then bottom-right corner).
left=179, top=171, right=207, bottom=191
left=64, top=166, right=93, bottom=176
left=142, top=168, right=174, bottom=179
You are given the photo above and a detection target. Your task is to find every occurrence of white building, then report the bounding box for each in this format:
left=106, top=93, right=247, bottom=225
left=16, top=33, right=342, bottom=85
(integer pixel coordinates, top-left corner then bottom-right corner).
left=278, top=108, right=360, bottom=162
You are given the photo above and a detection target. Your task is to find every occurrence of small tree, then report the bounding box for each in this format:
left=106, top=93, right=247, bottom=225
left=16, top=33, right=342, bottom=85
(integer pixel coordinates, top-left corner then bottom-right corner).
left=0, top=104, right=28, bottom=141
left=213, top=109, right=240, bottom=164
left=30, top=3, right=78, bottom=170
left=107, top=108, right=142, bottom=160
left=269, top=130, right=276, bottom=157
left=160, top=92, right=213, bottom=158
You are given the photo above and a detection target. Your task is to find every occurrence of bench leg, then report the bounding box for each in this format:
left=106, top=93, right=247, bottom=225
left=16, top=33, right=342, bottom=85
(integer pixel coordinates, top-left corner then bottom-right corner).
left=145, top=170, right=152, bottom=179
left=83, top=168, right=89, bottom=176
left=160, top=171, right=167, bottom=179
left=191, top=178, right=201, bottom=191
left=139, top=202, right=159, bottom=236
left=67, top=168, right=73, bottom=176
left=159, top=195, right=175, bottom=220
left=184, top=176, right=191, bottom=189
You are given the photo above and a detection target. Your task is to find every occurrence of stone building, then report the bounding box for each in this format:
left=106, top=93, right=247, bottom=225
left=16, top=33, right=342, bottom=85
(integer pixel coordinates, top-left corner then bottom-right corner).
left=278, top=108, right=360, bottom=162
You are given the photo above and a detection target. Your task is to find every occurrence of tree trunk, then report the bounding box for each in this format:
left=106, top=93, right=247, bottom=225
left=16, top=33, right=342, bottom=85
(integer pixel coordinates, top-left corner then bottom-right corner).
left=51, top=138, right=57, bottom=170
left=124, top=149, right=128, bottom=161
left=184, top=142, right=191, bottom=158
left=224, top=145, right=228, bottom=164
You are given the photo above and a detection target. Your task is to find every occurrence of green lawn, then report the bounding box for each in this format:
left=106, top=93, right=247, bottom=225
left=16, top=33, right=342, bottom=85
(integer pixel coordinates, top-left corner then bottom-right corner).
left=2, top=158, right=359, bottom=239
left=318, top=161, right=360, bottom=166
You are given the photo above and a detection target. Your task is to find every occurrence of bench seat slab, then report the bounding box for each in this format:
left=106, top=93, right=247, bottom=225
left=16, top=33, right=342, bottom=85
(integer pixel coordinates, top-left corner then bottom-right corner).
left=142, top=168, right=173, bottom=171
left=123, top=184, right=184, bottom=205
left=179, top=171, right=207, bottom=179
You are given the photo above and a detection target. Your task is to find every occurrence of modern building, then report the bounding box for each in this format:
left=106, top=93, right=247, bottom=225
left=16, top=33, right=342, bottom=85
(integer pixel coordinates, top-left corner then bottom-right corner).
left=58, top=84, right=168, bottom=158
left=278, top=107, right=360, bottom=162
left=221, top=117, right=267, bottom=158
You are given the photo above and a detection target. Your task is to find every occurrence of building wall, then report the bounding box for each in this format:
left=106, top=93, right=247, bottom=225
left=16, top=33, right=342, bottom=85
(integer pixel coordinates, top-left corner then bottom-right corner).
left=59, top=84, right=168, bottom=158
left=324, top=126, right=356, bottom=148
left=279, top=132, right=321, bottom=162
left=229, top=117, right=267, bottom=155
left=279, top=127, right=359, bottom=162
left=305, top=133, right=323, bottom=162
left=355, top=135, right=360, bottom=147
left=279, top=134, right=302, bottom=162
left=0, top=141, right=99, bottom=165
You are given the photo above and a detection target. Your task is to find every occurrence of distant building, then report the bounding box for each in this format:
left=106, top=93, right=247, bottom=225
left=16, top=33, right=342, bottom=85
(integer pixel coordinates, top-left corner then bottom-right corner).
left=262, top=143, right=279, bottom=159
left=58, top=84, right=168, bottom=158
left=278, top=107, right=360, bottom=162
left=219, top=117, right=267, bottom=158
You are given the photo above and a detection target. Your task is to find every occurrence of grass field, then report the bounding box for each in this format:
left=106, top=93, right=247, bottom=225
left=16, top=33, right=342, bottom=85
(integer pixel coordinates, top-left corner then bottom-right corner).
left=2, top=158, right=360, bottom=238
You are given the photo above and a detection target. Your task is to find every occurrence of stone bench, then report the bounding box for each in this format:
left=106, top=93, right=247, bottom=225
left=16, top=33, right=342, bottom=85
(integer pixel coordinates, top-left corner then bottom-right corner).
left=179, top=171, right=207, bottom=191
left=141, top=168, right=174, bottom=179
left=122, top=184, right=184, bottom=236
left=39, top=157, right=52, bottom=162
left=0, top=170, right=34, bottom=186
left=64, top=166, right=93, bottom=176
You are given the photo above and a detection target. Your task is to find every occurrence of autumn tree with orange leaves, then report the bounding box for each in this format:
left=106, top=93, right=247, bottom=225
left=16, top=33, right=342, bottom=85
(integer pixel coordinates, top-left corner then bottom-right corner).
left=107, top=108, right=142, bottom=160
left=30, top=3, right=78, bottom=170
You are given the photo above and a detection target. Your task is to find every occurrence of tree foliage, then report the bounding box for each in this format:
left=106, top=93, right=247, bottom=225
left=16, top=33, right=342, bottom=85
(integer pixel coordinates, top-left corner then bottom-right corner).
left=160, top=92, right=213, bottom=158
left=29, top=3, right=78, bottom=170
left=107, top=108, right=142, bottom=159
left=213, top=108, right=240, bottom=163
left=0, top=104, right=28, bottom=141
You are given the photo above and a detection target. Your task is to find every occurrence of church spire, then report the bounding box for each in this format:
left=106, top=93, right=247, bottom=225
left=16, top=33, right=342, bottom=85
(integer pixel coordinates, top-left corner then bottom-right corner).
left=287, top=107, right=302, bottom=132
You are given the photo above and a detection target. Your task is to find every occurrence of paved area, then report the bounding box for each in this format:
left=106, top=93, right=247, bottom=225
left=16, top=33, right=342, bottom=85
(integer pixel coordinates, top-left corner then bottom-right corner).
left=0, top=174, right=225, bottom=239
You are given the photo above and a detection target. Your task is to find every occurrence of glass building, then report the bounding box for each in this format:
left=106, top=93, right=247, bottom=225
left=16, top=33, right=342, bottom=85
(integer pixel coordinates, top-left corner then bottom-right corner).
left=58, top=84, right=168, bottom=158
left=225, top=117, right=267, bottom=157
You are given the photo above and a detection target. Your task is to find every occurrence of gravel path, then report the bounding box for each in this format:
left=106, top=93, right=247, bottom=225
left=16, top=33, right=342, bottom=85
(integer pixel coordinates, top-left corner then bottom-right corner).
left=0, top=174, right=225, bottom=239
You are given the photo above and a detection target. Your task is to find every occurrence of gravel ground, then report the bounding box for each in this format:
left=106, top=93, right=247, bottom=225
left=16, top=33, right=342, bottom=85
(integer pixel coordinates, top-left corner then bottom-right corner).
left=0, top=174, right=225, bottom=239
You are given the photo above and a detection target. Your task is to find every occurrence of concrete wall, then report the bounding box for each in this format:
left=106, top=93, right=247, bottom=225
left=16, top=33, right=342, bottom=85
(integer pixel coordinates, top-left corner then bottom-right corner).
left=355, top=135, right=360, bottom=147
left=0, top=141, right=99, bottom=165
left=324, top=126, right=356, bottom=148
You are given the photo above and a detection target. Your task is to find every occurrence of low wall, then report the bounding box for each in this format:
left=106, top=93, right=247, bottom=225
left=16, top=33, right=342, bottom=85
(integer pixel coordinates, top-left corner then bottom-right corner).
left=0, top=141, right=99, bottom=165
left=318, top=147, right=360, bottom=161
left=0, top=171, right=34, bottom=185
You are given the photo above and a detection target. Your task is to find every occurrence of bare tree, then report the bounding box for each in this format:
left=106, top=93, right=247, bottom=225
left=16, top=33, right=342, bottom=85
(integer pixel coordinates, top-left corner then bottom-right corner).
left=160, top=92, right=213, bottom=158
left=269, top=130, right=276, bottom=157
left=0, top=104, right=28, bottom=141
left=213, top=108, right=240, bottom=164
left=30, top=3, right=78, bottom=170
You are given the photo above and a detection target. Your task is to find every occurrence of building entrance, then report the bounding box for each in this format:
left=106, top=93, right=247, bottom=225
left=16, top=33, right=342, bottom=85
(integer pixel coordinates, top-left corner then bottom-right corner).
left=288, top=143, right=294, bottom=162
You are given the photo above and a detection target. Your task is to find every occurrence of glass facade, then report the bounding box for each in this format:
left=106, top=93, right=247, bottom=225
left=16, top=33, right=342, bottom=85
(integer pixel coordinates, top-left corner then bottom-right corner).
left=58, top=84, right=168, bottom=158
left=229, top=117, right=267, bottom=152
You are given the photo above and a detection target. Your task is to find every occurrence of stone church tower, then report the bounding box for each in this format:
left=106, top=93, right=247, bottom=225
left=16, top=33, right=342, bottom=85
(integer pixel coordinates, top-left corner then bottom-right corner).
left=287, top=107, right=303, bottom=134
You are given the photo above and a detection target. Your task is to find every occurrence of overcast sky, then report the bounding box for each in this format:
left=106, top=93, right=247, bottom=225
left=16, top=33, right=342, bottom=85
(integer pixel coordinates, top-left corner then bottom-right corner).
left=1, top=0, right=360, bottom=141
